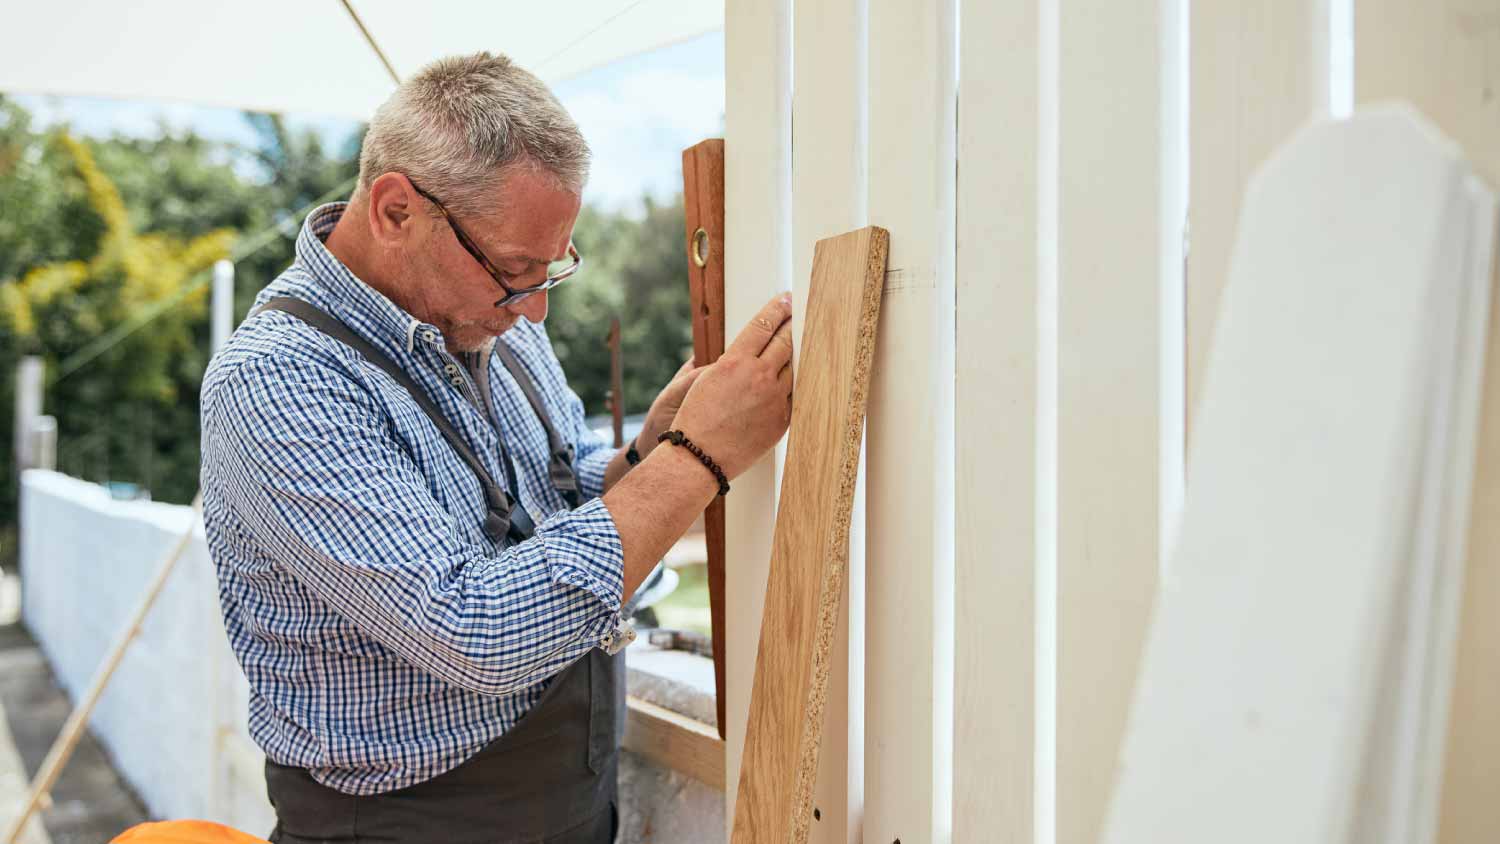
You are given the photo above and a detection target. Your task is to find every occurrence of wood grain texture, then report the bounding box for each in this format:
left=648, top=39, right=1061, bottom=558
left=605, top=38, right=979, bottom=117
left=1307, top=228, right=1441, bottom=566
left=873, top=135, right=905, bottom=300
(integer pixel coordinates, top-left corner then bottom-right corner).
left=731, top=226, right=888, bottom=844
left=682, top=138, right=729, bottom=741
left=1187, top=0, right=1329, bottom=440
left=624, top=696, right=727, bottom=791
left=1354, top=5, right=1500, bottom=840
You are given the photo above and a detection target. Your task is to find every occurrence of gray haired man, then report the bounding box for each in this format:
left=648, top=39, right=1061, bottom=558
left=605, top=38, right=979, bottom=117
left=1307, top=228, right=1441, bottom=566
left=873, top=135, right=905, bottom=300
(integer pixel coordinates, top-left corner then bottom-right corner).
left=200, top=53, right=792, bottom=843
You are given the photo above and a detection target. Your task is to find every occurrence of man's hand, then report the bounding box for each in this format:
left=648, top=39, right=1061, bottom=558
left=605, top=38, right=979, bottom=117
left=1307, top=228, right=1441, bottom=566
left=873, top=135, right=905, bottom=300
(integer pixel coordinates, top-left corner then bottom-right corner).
left=635, top=357, right=705, bottom=461
left=669, top=294, right=794, bottom=479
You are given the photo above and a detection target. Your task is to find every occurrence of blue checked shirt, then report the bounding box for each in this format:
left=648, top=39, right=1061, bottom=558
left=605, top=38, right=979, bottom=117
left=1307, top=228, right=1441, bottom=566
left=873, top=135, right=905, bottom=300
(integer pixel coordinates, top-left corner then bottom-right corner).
left=200, top=202, right=631, bottom=795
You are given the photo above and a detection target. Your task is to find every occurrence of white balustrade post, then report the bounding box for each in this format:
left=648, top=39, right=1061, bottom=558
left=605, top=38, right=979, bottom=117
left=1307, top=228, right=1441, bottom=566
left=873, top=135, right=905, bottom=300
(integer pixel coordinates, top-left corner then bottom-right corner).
left=1054, top=1, right=1184, bottom=843
left=864, top=0, right=957, bottom=841
left=954, top=0, right=1052, bottom=840
left=1187, top=2, right=1331, bottom=438
left=792, top=0, right=869, bottom=837
left=13, top=357, right=43, bottom=480
left=29, top=417, right=56, bottom=473
left=212, top=259, right=235, bottom=353
left=724, top=0, right=793, bottom=836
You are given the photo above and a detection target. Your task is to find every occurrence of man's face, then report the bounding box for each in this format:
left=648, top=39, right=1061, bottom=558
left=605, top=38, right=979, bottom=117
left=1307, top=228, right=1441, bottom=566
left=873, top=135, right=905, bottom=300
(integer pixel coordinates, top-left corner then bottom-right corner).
left=403, top=168, right=582, bottom=353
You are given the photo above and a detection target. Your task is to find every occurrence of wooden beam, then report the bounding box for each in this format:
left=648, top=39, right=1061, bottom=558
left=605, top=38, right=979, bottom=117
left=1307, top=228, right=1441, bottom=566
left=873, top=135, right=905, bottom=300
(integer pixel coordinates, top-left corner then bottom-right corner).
left=865, top=0, right=957, bottom=840
left=732, top=226, right=888, bottom=844
left=1056, top=1, right=1178, bottom=842
left=954, top=0, right=1045, bottom=839
left=791, top=0, right=868, bottom=836
left=682, top=138, right=729, bottom=741
left=723, top=0, right=792, bottom=834
left=1355, top=4, right=1500, bottom=840
left=624, top=696, right=726, bottom=791
left=1188, top=0, right=1330, bottom=439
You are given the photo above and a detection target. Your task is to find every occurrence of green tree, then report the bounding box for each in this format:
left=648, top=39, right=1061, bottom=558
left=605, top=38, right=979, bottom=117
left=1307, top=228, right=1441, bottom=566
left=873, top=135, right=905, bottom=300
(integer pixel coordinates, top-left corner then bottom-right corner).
left=553, top=195, right=693, bottom=418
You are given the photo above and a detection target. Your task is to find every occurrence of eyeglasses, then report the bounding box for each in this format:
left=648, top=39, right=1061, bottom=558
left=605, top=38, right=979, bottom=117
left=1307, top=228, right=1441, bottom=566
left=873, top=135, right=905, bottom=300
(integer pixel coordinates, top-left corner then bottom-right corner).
left=408, top=180, right=582, bottom=308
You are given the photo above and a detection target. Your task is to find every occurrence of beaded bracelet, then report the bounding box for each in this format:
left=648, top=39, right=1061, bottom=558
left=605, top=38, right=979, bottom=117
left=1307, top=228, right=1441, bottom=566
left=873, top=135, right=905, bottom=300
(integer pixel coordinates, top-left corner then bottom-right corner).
left=656, top=430, right=730, bottom=496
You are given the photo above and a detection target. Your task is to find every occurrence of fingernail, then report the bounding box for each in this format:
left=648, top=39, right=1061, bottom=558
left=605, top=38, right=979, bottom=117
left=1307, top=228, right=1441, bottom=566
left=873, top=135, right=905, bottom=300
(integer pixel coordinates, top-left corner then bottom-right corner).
left=781, top=293, right=792, bottom=305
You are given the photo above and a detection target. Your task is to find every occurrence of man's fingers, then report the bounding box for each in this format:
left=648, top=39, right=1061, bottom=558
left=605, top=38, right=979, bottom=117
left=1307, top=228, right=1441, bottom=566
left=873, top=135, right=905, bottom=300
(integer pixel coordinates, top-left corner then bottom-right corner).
left=676, top=365, right=708, bottom=390
left=761, top=317, right=793, bottom=372
left=777, top=361, right=792, bottom=394
left=724, top=294, right=792, bottom=359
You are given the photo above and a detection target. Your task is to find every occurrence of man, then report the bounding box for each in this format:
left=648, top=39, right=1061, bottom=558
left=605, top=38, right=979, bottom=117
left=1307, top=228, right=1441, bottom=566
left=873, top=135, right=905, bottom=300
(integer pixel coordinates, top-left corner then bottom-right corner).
left=200, top=52, right=791, bottom=843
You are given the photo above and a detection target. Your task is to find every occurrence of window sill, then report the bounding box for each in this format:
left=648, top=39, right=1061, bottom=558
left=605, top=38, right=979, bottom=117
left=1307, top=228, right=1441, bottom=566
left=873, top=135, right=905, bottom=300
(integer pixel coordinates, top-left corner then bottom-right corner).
left=624, top=638, right=723, bottom=790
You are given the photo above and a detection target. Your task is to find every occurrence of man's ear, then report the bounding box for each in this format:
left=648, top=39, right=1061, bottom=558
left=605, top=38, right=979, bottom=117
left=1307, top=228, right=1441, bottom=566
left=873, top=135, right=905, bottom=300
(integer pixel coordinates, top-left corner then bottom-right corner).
left=366, top=173, right=418, bottom=247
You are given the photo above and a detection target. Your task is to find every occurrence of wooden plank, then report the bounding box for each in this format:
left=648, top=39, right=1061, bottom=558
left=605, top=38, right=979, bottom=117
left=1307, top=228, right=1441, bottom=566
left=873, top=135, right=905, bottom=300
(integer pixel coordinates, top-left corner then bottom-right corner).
left=682, top=137, right=729, bottom=741
left=1354, top=5, right=1500, bottom=841
left=1102, top=108, right=1495, bottom=844
left=723, top=0, right=792, bottom=835
left=731, top=226, right=888, bottom=844
left=1187, top=0, right=1330, bottom=438
left=624, top=696, right=727, bottom=791
left=954, top=0, right=1044, bottom=839
left=1056, top=2, right=1172, bottom=842
left=791, top=0, right=867, bottom=835
left=865, top=0, right=957, bottom=840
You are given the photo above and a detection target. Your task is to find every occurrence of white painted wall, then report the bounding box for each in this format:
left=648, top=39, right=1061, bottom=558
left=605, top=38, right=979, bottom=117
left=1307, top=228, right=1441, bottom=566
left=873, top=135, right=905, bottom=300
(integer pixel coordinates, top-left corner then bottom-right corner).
left=19, top=470, right=274, bottom=837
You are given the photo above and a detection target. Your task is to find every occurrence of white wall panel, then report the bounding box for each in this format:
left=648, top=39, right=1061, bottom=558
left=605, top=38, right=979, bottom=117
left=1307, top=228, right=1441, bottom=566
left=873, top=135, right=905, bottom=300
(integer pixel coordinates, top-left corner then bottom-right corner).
left=865, top=0, right=957, bottom=841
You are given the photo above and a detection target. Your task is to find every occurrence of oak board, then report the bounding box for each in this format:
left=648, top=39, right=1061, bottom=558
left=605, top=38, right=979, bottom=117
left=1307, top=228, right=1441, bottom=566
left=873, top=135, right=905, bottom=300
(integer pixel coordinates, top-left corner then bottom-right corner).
left=731, top=226, right=888, bottom=844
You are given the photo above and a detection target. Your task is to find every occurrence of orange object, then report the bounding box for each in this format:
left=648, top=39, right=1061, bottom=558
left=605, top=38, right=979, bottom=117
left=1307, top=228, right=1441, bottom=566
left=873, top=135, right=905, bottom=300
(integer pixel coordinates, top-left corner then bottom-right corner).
left=111, top=819, right=269, bottom=844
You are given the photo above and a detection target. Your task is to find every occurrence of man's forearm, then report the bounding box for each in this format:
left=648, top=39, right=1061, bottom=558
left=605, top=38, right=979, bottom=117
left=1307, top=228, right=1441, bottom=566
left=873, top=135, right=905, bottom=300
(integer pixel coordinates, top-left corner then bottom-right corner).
left=599, top=432, right=664, bottom=493
left=601, top=441, right=631, bottom=493
left=601, top=443, right=718, bottom=597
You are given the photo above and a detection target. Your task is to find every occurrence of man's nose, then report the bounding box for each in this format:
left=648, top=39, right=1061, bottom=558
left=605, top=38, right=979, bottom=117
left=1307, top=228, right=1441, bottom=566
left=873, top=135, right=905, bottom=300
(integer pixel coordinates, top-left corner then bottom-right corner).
left=512, top=290, right=549, bottom=324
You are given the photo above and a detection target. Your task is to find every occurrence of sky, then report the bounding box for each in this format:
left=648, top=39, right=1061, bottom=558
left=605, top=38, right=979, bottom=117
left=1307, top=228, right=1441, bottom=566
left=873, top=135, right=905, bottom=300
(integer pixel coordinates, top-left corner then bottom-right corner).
left=9, top=30, right=726, bottom=216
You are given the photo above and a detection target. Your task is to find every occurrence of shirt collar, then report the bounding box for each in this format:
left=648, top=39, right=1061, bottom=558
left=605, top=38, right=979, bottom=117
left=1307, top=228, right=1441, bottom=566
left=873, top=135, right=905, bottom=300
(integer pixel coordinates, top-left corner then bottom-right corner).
left=294, top=202, right=445, bottom=355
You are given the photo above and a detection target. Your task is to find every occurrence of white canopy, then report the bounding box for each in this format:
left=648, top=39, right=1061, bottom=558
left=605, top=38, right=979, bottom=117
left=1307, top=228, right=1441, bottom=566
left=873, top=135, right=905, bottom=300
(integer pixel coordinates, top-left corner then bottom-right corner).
left=0, top=1, right=722, bottom=120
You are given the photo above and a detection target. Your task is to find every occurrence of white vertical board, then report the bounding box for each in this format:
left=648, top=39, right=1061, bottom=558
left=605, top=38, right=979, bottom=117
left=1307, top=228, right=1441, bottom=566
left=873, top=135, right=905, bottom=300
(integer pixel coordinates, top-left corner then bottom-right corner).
left=865, top=0, right=956, bottom=841
left=792, top=0, right=867, bottom=839
left=1102, top=107, right=1495, bottom=844
left=724, top=0, right=792, bottom=837
left=1355, top=4, right=1500, bottom=841
left=1055, top=1, right=1175, bottom=842
left=1187, top=1, right=1330, bottom=435
left=954, top=0, right=1048, bottom=841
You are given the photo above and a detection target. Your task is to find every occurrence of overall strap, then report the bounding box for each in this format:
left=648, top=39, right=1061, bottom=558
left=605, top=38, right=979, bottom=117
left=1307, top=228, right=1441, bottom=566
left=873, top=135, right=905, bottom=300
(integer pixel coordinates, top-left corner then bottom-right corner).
left=494, top=342, right=584, bottom=508
left=251, top=297, right=533, bottom=545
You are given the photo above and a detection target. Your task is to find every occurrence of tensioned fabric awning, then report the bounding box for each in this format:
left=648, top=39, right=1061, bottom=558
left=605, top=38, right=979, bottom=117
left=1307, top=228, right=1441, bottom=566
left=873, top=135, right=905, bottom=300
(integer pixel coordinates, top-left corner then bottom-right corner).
left=0, top=1, right=722, bottom=120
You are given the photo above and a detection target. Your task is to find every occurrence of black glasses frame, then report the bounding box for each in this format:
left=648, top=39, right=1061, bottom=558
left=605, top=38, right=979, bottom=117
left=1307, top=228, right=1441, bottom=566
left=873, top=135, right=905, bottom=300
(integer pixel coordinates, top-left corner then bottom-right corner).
left=408, top=180, right=581, bottom=308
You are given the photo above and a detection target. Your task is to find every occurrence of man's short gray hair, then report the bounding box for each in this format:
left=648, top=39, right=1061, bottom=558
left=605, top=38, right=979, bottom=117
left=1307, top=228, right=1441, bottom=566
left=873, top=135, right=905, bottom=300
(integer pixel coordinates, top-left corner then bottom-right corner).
left=357, top=52, right=590, bottom=218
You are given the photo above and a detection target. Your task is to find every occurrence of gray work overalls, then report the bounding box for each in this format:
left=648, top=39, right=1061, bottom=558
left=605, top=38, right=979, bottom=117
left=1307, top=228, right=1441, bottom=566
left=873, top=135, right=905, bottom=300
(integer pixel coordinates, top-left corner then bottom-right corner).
left=252, top=298, right=624, bottom=844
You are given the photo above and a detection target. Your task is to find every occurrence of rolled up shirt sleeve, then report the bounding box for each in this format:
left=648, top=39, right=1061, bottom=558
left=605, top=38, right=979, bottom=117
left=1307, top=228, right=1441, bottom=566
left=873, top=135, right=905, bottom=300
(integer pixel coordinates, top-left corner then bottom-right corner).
left=205, top=351, right=627, bottom=698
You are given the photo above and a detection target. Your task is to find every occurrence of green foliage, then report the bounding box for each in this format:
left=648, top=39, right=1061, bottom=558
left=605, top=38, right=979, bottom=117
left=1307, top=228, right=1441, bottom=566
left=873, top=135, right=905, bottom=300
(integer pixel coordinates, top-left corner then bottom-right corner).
left=0, top=130, right=235, bottom=509
left=552, top=196, right=693, bottom=416
left=0, top=94, right=695, bottom=570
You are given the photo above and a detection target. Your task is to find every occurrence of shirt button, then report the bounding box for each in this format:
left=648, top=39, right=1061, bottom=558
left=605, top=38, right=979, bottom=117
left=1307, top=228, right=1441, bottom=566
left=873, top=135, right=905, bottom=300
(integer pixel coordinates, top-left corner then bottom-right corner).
left=444, top=363, right=459, bottom=375
left=450, top=376, right=463, bottom=387
left=423, top=330, right=438, bottom=343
